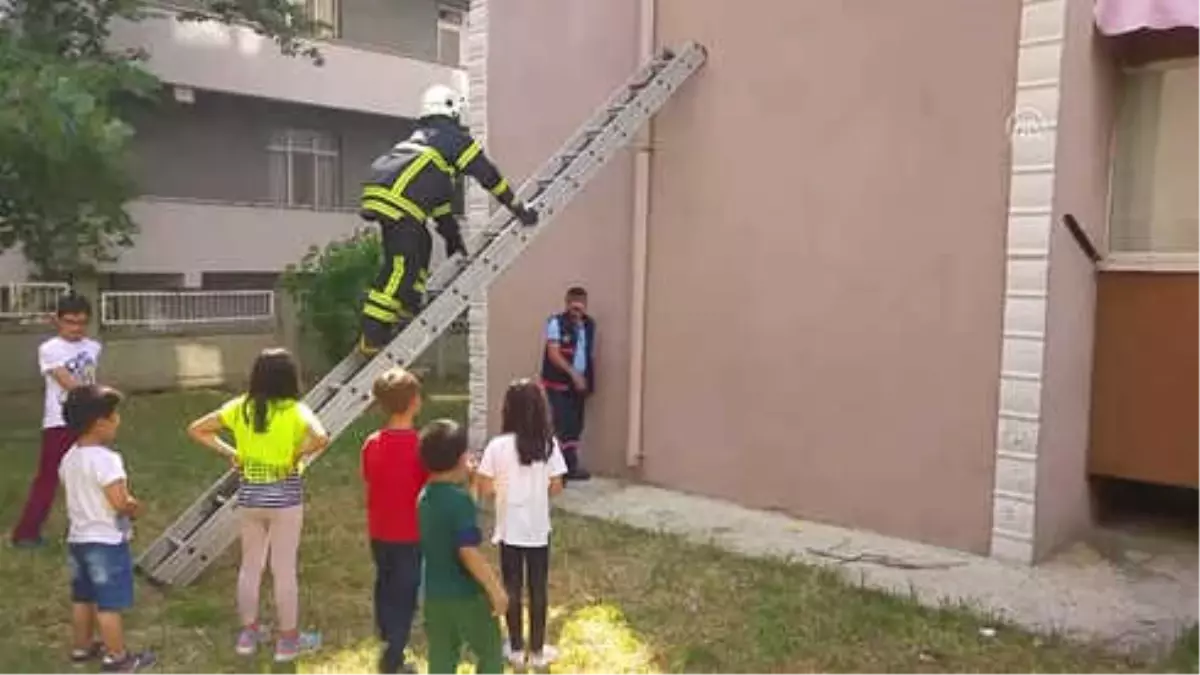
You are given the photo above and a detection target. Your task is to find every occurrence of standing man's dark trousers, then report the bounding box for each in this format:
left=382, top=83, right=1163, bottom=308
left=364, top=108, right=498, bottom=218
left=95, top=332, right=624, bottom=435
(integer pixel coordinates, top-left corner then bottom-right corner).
left=547, top=388, right=589, bottom=481
left=361, top=218, right=433, bottom=353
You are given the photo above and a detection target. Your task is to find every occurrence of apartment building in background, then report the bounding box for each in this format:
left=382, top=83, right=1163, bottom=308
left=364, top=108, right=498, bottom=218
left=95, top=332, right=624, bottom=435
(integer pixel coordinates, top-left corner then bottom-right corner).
left=0, top=0, right=469, bottom=290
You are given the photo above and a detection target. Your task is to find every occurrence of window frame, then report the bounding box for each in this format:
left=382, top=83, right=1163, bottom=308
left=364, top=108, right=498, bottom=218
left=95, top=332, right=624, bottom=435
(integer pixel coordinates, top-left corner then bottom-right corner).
left=292, top=0, right=339, bottom=38
left=437, top=5, right=464, bottom=67
left=267, top=129, right=341, bottom=211
left=1102, top=56, right=1199, bottom=273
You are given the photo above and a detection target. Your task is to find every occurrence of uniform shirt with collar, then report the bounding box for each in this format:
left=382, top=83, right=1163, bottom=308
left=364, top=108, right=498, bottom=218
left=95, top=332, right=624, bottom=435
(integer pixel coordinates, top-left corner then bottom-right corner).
left=544, top=315, right=588, bottom=375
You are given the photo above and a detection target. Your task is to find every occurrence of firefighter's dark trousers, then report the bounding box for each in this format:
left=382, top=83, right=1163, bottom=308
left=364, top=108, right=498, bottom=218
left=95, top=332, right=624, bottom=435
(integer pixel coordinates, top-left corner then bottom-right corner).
left=361, top=217, right=432, bottom=351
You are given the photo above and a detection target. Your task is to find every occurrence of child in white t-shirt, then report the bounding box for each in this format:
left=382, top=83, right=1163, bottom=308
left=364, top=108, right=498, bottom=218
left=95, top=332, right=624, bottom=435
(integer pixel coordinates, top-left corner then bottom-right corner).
left=475, top=378, right=567, bottom=669
left=59, top=384, right=155, bottom=672
left=11, top=293, right=102, bottom=547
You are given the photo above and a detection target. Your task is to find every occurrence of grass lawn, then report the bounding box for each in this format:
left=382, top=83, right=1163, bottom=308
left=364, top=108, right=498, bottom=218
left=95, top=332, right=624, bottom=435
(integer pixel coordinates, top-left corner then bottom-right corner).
left=0, top=388, right=1194, bottom=673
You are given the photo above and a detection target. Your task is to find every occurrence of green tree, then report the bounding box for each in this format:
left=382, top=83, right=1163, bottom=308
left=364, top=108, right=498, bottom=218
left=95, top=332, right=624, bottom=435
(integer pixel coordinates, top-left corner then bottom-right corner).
left=0, top=0, right=326, bottom=279
left=281, top=229, right=381, bottom=364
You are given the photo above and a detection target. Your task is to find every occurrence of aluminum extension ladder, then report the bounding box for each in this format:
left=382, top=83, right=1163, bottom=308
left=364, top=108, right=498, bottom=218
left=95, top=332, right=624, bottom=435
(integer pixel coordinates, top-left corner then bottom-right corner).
left=136, top=41, right=708, bottom=587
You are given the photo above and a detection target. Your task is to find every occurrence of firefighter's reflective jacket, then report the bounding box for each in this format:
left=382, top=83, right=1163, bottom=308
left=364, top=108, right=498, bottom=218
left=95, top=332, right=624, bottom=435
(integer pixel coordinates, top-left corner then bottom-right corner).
left=360, top=115, right=517, bottom=224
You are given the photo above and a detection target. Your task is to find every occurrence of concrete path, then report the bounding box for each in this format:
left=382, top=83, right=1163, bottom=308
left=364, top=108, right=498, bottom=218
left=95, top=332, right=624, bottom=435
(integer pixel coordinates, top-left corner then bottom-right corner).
left=556, top=478, right=1197, bottom=651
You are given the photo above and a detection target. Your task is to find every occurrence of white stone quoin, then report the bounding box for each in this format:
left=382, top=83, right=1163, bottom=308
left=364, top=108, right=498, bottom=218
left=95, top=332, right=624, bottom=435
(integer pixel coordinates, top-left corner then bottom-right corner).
left=464, top=0, right=491, bottom=452
left=991, top=0, right=1067, bottom=564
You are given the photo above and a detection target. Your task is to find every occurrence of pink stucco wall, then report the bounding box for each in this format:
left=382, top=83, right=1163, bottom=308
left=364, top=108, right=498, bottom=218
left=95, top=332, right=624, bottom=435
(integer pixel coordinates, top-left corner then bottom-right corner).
left=486, top=0, right=1022, bottom=552
left=1036, top=0, right=1121, bottom=558
left=639, top=0, right=1020, bottom=553
left=484, top=0, right=640, bottom=475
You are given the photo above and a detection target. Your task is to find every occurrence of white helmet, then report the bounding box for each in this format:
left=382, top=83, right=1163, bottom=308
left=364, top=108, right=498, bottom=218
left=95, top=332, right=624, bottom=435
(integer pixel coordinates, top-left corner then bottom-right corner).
left=420, top=84, right=466, bottom=121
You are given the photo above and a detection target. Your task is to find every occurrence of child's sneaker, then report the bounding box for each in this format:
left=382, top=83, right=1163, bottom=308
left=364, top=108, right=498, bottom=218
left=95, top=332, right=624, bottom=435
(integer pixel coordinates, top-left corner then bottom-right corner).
left=69, top=641, right=104, bottom=665
left=503, top=642, right=526, bottom=668
left=529, top=645, right=559, bottom=669
left=235, top=626, right=261, bottom=656
left=99, top=651, right=156, bottom=673
left=274, top=631, right=321, bottom=663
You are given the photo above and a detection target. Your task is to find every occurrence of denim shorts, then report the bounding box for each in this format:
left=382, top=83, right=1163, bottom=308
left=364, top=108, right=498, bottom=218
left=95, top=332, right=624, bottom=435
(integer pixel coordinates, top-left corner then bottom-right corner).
left=68, top=542, right=134, bottom=612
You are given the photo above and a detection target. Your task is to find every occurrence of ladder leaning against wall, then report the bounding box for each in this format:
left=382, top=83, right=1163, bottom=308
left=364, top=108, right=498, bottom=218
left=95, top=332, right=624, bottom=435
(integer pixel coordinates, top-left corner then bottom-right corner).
left=137, top=41, right=709, bottom=587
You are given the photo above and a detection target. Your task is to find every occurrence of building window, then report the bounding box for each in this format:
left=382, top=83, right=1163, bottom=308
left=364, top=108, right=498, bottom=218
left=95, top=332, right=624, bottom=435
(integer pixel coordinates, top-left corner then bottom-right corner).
left=1107, top=58, right=1198, bottom=265
left=101, top=273, right=186, bottom=291
left=294, top=0, right=339, bottom=38
left=202, top=272, right=281, bottom=290
left=437, top=6, right=463, bottom=67
left=268, top=129, right=340, bottom=210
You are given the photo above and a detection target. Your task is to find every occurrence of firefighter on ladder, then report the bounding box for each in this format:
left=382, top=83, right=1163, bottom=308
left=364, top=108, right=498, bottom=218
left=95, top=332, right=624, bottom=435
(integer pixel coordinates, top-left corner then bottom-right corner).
left=357, top=84, right=539, bottom=355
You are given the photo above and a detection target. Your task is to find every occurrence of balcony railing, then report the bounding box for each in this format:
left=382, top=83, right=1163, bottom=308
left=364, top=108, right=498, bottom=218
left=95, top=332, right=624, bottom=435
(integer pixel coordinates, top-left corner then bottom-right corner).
left=0, top=282, right=70, bottom=322
left=100, top=290, right=275, bottom=330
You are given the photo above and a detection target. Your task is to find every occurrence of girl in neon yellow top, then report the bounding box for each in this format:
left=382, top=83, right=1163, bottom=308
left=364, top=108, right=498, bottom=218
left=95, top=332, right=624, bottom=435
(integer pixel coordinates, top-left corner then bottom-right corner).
left=187, top=348, right=328, bottom=662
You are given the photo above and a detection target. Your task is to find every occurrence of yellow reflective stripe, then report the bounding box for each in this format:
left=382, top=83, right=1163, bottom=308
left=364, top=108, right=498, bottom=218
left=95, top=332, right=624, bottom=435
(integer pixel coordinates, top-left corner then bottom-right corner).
left=426, top=149, right=455, bottom=176
left=414, top=269, right=429, bottom=294
left=368, top=290, right=401, bottom=310
left=430, top=203, right=452, bottom=218
left=361, top=197, right=403, bottom=221
left=395, top=141, right=455, bottom=177
left=363, top=186, right=426, bottom=222
left=455, top=141, right=481, bottom=170
left=489, top=178, right=510, bottom=197
left=382, top=255, right=406, bottom=297
left=391, top=153, right=433, bottom=197
left=363, top=304, right=399, bottom=323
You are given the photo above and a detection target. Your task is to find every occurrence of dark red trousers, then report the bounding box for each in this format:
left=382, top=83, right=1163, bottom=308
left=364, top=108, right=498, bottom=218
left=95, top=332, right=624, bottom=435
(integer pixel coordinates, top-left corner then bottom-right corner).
left=11, top=426, right=76, bottom=543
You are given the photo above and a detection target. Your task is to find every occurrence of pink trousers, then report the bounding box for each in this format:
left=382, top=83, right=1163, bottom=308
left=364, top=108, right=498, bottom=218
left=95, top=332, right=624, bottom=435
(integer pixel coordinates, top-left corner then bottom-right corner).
left=237, top=506, right=303, bottom=631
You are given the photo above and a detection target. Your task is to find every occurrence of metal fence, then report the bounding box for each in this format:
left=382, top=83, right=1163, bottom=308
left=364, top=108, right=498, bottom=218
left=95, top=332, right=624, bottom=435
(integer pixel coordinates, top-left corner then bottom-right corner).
left=0, top=282, right=71, bottom=321
left=100, top=290, right=276, bottom=329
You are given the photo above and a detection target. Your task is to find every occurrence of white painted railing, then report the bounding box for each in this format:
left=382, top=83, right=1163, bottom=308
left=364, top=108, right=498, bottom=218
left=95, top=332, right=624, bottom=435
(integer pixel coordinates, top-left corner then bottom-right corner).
left=100, top=290, right=275, bottom=329
left=0, top=282, right=71, bottom=320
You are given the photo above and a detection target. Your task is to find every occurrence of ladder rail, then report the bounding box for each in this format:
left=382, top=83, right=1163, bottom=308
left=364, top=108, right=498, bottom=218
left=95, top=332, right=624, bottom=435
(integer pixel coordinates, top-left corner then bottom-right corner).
left=306, top=44, right=706, bottom=446
left=135, top=469, right=238, bottom=575
left=293, top=52, right=677, bottom=414
left=138, top=42, right=707, bottom=586
left=423, top=51, right=674, bottom=296
left=305, top=46, right=701, bottom=440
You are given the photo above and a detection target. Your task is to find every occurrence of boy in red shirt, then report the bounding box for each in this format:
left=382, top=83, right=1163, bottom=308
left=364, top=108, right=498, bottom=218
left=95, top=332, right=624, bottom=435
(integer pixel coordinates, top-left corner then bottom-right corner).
left=361, top=367, right=429, bottom=674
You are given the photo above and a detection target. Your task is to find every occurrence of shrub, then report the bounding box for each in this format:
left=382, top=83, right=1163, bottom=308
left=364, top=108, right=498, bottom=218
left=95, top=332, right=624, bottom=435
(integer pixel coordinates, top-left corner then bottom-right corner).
left=281, top=228, right=380, bottom=365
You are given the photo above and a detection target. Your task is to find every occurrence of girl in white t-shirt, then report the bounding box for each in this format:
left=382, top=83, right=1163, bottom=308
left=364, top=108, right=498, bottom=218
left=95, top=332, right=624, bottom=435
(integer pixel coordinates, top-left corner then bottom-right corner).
left=476, top=378, right=567, bottom=669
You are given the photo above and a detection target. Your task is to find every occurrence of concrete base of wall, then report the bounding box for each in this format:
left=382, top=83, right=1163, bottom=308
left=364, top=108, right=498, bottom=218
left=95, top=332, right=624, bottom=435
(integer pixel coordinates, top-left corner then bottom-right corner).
left=0, top=326, right=467, bottom=395
left=0, top=328, right=279, bottom=394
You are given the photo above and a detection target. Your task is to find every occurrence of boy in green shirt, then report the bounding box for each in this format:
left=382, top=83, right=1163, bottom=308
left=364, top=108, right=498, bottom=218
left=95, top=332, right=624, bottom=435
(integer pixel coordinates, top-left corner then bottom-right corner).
left=417, top=419, right=508, bottom=674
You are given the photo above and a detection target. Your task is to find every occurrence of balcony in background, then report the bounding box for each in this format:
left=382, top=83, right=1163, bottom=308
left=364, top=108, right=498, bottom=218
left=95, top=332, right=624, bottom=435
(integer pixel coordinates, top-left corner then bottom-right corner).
left=107, top=198, right=453, bottom=279
left=108, top=8, right=467, bottom=118
left=108, top=198, right=365, bottom=276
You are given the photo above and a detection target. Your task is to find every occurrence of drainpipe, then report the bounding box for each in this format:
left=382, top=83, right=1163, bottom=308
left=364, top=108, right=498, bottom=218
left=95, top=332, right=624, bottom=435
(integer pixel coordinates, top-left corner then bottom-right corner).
left=626, top=0, right=654, bottom=469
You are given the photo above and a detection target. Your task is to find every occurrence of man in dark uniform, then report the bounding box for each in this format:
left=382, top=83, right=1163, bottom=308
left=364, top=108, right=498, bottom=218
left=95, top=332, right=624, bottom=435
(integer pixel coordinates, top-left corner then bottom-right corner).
left=357, top=84, right=538, bottom=355
left=540, top=286, right=595, bottom=482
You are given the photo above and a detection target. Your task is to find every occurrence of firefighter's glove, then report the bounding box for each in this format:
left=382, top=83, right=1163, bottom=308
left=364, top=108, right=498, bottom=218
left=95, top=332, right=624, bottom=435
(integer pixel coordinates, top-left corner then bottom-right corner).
left=444, top=230, right=467, bottom=257
left=512, top=203, right=539, bottom=227
left=436, top=220, right=468, bottom=257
